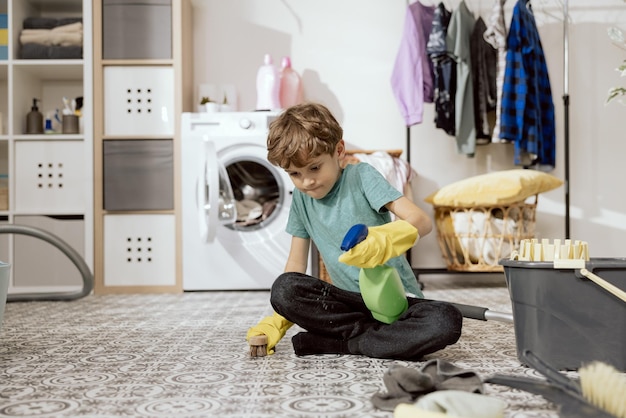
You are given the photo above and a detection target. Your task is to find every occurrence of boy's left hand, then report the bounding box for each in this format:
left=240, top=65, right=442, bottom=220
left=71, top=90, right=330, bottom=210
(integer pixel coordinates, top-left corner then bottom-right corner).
left=338, top=220, right=419, bottom=268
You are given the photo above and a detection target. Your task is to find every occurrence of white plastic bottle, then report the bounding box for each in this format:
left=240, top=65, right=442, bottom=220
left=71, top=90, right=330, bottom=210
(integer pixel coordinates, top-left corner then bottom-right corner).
left=279, top=56, right=303, bottom=109
left=256, top=54, right=280, bottom=111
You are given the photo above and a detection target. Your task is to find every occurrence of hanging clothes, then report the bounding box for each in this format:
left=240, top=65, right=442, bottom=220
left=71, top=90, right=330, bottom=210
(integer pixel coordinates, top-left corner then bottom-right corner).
left=427, top=2, right=454, bottom=136
left=470, top=17, right=497, bottom=144
left=500, top=0, right=556, bottom=170
left=446, top=0, right=476, bottom=157
left=483, top=0, right=510, bottom=144
left=391, top=1, right=436, bottom=126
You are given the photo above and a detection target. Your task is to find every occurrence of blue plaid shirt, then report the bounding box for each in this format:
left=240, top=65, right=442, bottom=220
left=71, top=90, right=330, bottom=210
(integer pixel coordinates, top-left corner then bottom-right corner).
left=500, top=0, right=556, bottom=170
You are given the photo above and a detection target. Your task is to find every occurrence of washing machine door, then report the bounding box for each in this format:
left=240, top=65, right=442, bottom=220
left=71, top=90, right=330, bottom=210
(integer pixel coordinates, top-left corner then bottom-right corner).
left=218, top=142, right=290, bottom=239
left=199, top=136, right=237, bottom=242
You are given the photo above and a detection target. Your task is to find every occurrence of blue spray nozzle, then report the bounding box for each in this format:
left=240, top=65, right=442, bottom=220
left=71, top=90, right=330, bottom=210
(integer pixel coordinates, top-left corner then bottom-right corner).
left=340, top=224, right=369, bottom=251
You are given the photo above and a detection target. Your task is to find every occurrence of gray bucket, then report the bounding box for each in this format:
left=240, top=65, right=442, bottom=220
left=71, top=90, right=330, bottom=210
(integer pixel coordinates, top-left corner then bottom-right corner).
left=501, top=257, right=626, bottom=371
left=0, top=262, right=10, bottom=330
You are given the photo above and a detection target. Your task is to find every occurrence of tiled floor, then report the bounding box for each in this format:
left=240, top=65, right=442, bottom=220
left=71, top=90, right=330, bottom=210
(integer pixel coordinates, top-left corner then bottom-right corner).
left=0, top=275, right=560, bottom=417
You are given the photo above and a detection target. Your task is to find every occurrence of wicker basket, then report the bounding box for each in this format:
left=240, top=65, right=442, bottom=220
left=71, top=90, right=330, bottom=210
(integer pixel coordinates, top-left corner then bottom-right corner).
left=433, top=196, right=538, bottom=272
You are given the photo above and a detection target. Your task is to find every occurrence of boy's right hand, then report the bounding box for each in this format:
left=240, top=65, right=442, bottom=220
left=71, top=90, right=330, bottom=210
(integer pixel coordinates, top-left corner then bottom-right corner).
left=339, top=220, right=418, bottom=268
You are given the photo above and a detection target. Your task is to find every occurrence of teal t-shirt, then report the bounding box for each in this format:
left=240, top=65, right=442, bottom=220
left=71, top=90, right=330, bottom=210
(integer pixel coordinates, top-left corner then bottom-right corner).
left=286, top=162, right=423, bottom=297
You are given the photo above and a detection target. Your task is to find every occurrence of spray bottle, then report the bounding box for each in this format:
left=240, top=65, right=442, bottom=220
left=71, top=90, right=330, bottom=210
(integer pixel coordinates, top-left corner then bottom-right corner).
left=341, top=224, right=408, bottom=324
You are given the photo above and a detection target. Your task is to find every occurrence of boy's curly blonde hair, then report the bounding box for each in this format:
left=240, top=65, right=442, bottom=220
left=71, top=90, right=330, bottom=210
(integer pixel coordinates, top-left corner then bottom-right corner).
left=267, top=102, right=343, bottom=169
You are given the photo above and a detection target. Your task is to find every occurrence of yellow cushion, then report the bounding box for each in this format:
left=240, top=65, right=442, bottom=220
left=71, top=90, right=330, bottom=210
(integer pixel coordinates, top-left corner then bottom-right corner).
left=425, top=169, right=563, bottom=207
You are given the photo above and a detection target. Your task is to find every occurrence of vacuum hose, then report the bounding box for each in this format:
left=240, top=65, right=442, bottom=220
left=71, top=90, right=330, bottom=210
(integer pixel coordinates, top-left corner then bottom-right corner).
left=1, top=224, right=93, bottom=302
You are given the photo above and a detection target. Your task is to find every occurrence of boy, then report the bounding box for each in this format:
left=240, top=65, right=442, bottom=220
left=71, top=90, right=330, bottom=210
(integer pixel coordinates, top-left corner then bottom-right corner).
left=247, top=103, right=462, bottom=360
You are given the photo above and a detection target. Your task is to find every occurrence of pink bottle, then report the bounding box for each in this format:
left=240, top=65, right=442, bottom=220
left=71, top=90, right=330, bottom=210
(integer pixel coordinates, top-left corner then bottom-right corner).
left=279, top=57, right=303, bottom=109
left=256, top=54, right=281, bottom=111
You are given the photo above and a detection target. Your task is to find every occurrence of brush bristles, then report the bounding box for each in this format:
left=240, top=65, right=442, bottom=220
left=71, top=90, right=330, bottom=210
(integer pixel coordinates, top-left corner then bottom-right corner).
left=249, top=335, right=268, bottom=357
left=579, top=361, right=626, bottom=418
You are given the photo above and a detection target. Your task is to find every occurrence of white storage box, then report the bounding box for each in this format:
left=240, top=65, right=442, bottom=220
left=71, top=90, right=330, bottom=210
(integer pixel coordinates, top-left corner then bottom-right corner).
left=104, top=214, right=176, bottom=287
left=104, top=66, right=175, bottom=136
left=14, top=141, right=85, bottom=213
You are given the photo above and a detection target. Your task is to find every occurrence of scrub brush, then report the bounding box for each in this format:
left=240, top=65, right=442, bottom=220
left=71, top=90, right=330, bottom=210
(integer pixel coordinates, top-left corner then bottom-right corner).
left=248, top=335, right=268, bottom=357
left=246, top=311, right=293, bottom=357
left=579, top=361, right=626, bottom=418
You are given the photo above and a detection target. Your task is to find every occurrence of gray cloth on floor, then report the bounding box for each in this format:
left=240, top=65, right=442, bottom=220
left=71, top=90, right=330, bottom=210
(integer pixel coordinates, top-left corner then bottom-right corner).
left=372, top=359, right=484, bottom=411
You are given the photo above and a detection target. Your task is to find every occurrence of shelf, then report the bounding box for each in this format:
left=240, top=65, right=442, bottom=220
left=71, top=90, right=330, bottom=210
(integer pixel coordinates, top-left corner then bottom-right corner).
left=14, top=134, right=83, bottom=141
left=11, top=210, right=85, bottom=216
left=102, top=59, right=174, bottom=67
left=93, top=0, right=193, bottom=294
left=11, top=60, right=84, bottom=80
left=101, top=134, right=173, bottom=141
left=4, top=0, right=93, bottom=296
left=15, top=0, right=82, bottom=13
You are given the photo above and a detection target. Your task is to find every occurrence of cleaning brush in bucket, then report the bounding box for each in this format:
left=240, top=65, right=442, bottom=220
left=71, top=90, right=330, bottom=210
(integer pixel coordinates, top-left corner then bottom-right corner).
left=579, top=361, right=626, bottom=418
left=513, top=238, right=626, bottom=303
left=488, top=350, right=626, bottom=418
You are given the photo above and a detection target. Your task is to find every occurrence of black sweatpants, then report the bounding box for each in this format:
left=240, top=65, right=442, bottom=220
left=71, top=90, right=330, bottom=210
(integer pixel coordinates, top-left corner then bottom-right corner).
left=270, top=272, right=463, bottom=361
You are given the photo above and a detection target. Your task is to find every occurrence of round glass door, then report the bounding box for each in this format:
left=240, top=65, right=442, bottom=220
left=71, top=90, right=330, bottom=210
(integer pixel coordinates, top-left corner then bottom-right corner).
left=224, top=157, right=283, bottom=232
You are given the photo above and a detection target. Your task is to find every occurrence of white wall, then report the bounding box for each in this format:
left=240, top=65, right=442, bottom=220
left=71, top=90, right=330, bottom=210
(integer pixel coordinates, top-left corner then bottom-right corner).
left=191, top=0, right=626, bottom=268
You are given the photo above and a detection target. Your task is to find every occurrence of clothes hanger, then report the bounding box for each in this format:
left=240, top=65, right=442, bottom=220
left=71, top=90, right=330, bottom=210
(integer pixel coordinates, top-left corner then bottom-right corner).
left=530, top=0, right=566, bottom=22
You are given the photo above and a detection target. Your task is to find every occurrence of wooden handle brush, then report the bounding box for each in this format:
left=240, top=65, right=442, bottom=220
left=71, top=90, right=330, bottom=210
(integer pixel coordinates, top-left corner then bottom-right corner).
left=249, top=335, right=268, bottom=357
left=247, top=312, right=293, bottom=357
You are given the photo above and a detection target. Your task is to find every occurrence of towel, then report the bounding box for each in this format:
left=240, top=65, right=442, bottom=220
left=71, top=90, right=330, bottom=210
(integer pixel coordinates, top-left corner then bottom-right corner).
left=372, top=359, right=484, bottom=411
left=394, top=391, right=506, bottom=418
left=20, top=22, right=83, bottom=47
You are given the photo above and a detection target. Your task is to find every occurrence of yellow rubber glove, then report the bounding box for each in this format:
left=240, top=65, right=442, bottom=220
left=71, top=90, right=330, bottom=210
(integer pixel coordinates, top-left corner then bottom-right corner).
left=338, top=220, right=419, bottom=268
left=246, top=311, right=293, bottom=355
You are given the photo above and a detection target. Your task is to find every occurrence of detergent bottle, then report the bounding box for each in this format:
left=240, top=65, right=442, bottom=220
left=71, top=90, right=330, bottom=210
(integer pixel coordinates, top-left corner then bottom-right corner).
left=26, top=98, right=44, bottom=134
left=341, top=224, right=408, bottom=324
left=279, top=56, right=303, bottom=108
left=256, top=53, right=281, bottom=111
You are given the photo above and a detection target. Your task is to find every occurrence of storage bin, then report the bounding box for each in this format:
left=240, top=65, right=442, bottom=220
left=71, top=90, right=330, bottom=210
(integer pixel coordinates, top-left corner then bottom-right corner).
left=103, top=139, right=174, bottom=211
left=14, top=141, right=85, bottom=213
left=104, top=214, right=176, bottom=287
left=433, top=198, right=537, bottom=272
left=104, top=66, right=175, bottom=136
left=13, top=215, right=84, bottom=288
left=102, top=0, right=172, bottom=59
left=500, top=257, right=626, bottom=371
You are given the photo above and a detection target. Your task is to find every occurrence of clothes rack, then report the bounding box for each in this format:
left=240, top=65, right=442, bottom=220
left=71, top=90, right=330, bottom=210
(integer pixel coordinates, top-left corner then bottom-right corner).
left=403, top=0, right=571, bottom=234
left=404, top=0, right=572, bottom=280
left=562, top=0, right=571, bottom=238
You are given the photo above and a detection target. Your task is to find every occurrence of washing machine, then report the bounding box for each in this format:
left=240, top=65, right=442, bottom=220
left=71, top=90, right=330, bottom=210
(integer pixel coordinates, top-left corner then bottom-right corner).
left=181, top=111, right=296, bottom=290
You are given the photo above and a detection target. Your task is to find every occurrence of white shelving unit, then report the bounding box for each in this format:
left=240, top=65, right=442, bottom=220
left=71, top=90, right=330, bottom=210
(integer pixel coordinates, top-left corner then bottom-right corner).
left=92, top=0, right=193, bottom=293
left=0, top=0, right=92, bottom=295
